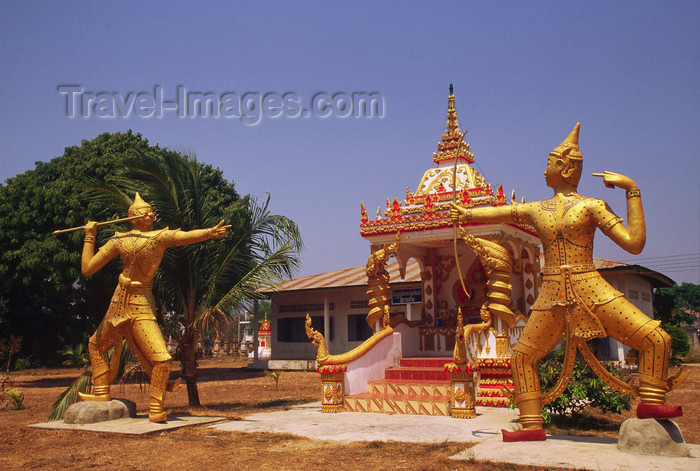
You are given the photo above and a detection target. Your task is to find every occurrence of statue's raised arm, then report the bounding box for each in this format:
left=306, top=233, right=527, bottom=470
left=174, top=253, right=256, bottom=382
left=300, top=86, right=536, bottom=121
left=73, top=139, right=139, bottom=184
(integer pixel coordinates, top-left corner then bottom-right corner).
left=591, top=170, right=646, bottom=254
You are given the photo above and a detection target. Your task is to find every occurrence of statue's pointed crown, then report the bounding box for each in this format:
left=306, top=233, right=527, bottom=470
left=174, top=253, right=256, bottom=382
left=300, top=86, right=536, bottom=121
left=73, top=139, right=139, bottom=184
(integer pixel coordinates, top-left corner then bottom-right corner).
left=551, top=122, right=582, bottom=160
left=128, top=192, right=152, bottom=216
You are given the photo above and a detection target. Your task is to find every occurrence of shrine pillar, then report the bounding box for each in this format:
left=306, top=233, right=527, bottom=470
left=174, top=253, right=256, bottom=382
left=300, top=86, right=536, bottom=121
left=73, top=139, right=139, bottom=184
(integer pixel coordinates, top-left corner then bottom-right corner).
left=422, top=249, right=437, bottom=326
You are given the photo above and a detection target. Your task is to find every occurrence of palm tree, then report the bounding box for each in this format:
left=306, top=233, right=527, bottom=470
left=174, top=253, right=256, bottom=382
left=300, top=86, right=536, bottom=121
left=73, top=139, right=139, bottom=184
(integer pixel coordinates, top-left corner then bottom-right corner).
left=90, top=149, right=302, bottom=406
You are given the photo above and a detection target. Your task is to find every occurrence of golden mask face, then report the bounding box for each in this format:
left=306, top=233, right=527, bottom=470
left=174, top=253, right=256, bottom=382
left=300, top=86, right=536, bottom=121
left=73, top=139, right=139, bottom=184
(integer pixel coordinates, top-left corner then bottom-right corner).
left=131, top=206, right=156, bottom=230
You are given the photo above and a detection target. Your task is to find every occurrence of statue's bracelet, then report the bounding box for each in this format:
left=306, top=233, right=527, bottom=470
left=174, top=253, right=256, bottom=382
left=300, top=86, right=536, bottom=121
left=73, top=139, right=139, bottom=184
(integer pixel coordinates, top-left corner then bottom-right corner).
left=626, top=188, right=641, bottom=199
left=464, top=208, right=472, bottom=223
left=84, top=236, right=95, bottom=243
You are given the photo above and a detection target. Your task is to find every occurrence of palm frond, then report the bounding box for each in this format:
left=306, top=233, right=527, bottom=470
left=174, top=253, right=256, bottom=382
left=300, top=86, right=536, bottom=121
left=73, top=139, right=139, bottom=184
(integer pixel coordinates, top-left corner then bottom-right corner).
left=202, top=195, right=302, bottom=308
left=195, top=306, right=232, bottom=336
left=116, top=340, right=135, bottom=379
left=214, top=243, right=301, bottom=314
left=117, top=364, right=148, bottom=396
left=48, top=341, right=131, bottom=420
left=82, top=178, right=133, bottom=215
left=48, top=369, right=92, bottom=420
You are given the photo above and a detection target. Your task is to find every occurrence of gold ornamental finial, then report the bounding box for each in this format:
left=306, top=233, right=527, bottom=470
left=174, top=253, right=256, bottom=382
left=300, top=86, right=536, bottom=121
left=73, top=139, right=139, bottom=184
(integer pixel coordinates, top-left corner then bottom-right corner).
left=446, top=84, right=459, bottom=134
left=551, top=122, right=582, bottom=161
left=433, top=85, right=474, bottom=164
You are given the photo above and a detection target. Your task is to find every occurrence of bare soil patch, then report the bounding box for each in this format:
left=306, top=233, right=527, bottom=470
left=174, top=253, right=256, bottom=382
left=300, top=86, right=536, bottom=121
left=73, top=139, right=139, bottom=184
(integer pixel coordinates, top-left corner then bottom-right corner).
left=0, top=358, right=697, bottom=471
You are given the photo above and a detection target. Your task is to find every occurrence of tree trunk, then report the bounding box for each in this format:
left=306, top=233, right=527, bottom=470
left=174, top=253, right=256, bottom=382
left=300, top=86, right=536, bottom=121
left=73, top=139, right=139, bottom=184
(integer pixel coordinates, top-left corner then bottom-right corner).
left=180, top=300, right=201, bottom=407
left=182, top=334, right=200, bottom=407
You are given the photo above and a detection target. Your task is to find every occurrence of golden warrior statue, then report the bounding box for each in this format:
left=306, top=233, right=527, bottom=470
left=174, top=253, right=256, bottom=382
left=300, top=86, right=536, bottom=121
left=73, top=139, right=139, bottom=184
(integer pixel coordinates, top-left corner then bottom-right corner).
left=451, top=123, right=684, bottom=442
left=79, top=193, right=229, bottom=422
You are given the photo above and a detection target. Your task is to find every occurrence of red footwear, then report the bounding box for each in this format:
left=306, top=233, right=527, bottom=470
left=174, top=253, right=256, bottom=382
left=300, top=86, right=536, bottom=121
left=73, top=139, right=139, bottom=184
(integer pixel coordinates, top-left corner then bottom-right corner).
left=502, top=428, right=546, bottom=442
left=637, top=403, right=683, bottom=419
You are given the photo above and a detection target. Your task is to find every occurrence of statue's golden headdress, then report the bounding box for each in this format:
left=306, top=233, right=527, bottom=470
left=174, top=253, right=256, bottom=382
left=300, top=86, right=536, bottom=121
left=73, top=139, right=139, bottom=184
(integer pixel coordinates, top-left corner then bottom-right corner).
left=127, top=192, right=152, bottom=216
left=550, top=122, right=582, bottom=161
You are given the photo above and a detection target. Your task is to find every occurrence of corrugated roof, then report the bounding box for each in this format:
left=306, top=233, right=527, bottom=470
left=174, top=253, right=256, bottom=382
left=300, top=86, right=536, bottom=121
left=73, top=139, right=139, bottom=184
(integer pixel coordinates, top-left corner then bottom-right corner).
left=266, top=256, right=673, bottom=294
left=267, top=259, right=422, bottom=293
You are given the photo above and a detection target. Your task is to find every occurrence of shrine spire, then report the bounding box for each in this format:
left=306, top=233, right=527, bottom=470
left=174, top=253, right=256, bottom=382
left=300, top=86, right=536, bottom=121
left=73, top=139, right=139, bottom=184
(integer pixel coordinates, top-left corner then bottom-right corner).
left=433, top=85, right=474, bottom=165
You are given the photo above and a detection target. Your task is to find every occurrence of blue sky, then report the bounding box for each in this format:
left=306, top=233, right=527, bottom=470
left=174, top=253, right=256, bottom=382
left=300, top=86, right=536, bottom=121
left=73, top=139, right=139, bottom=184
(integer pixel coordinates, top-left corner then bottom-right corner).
left=1, top=1, right=698, bottom=283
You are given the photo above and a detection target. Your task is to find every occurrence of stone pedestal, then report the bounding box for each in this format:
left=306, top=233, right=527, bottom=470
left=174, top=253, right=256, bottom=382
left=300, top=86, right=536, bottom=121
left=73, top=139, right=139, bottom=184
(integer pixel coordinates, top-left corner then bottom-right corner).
left=618, top=418, right=690, bottom=457
left=64, top=399, right=136, bottom=424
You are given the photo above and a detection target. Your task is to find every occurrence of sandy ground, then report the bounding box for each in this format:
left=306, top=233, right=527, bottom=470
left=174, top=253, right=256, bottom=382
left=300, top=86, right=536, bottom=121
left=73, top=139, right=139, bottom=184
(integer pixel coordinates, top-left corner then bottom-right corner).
left=1, top=357, right=697, bottom=470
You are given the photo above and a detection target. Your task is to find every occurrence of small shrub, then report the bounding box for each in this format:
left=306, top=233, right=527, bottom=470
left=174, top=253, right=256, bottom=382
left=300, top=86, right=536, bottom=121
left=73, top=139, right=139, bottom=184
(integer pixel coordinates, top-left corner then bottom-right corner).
left=662, top=323, right=690, bottom=365
left=264, top=369, right=283, bottom=390
left=2, top=389, right=25, bottom=410
left=61, top=343, right=90, bottom=368
left=13, top=358, right=29, bottom=371
left=538, top=343, right=633, bottom=421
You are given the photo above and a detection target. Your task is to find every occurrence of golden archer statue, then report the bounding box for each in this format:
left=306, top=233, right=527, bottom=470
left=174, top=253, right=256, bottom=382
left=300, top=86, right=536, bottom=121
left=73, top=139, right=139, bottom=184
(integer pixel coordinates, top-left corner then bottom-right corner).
left=78, top=193, right=229, bottom=422
left=451, top=123, right=685, bottom=441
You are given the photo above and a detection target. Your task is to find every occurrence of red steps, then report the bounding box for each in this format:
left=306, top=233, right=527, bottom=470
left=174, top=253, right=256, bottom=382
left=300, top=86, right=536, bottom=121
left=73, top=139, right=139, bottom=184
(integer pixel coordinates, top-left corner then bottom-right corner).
left=344, top=357, right=452, bottom=416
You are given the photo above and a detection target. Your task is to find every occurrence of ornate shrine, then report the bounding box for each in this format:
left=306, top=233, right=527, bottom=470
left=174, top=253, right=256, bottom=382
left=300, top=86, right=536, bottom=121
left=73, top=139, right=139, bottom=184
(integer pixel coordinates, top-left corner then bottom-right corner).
left=257, top=314, right=272, bottom=359
left=307, top=86, right=541, bottom=415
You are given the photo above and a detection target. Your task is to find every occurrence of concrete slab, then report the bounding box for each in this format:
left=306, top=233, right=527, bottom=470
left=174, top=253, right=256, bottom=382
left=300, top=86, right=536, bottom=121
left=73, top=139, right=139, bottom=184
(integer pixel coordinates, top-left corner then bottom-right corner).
left=213, top=402, right=700, bottom=469
left=31, top=414, right=227, bottom=435
left=452, top=433, right=700, bottom=471
left=212, top=402, right=520, bottom=443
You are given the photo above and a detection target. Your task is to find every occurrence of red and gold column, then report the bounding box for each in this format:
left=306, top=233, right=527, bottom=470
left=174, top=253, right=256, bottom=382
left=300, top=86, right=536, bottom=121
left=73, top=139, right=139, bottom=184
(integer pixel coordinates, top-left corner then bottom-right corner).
left=445, top=362, right=478, bottom=418
left=318, top=364, right=346, bottom=413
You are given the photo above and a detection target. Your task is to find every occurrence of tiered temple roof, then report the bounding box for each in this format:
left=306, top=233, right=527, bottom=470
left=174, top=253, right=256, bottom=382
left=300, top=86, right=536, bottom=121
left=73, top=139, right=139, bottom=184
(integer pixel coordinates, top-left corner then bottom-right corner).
left=360, top=85, right=521, bottom=238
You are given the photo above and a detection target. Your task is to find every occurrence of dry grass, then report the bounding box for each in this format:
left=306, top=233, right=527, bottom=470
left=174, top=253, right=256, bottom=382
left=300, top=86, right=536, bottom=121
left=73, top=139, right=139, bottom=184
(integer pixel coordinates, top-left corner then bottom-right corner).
left=0, top=358, right=697, bottom=471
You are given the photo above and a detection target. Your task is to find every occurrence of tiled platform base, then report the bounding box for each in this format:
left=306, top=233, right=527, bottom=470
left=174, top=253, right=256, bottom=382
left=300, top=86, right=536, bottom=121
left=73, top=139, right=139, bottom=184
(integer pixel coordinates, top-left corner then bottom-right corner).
left=344, top=357, right=452, bottom=416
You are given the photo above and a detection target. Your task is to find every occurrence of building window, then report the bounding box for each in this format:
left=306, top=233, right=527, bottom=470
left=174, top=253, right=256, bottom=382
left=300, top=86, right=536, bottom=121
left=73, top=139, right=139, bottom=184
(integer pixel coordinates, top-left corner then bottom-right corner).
left=278, top=303, right=334, bottom=313
left=347, top=314, right=374, bottom=342
left=628, top=289, right=639, bottom=300
left=350, top=300, right=369, bottom=309
left=641, top=292, right=651, bottom=302
left=277, top=316, right=333, bottom=343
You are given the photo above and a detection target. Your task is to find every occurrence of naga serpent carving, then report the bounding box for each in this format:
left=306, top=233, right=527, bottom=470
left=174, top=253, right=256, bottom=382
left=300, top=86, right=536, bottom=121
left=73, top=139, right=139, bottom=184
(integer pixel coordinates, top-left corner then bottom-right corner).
left=457, top=232, right=524, bottom=361
left=305, top=312, right=393, bottom=365
left=365, top=232, right=400, bottom=330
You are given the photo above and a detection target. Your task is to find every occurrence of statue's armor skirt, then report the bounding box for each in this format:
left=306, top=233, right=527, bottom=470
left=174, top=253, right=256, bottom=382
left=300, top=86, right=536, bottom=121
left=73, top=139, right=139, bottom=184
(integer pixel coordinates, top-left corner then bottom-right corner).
left=92, top=279, right=170, bottom=365
left=532, top=267, right=623, bottom=339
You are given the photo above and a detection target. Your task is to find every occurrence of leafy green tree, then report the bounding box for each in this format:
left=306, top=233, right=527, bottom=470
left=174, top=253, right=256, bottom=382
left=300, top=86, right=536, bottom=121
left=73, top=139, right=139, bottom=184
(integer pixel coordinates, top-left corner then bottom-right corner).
left=91, top=150, right=302, bottom=406
left=654, top=283, right=700, bottom=326
left=0, top=131, right=166, bottom=364
left=258, top=299, right=271, bottom=318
